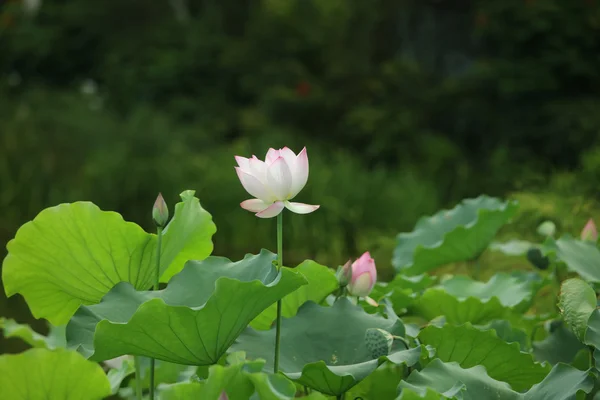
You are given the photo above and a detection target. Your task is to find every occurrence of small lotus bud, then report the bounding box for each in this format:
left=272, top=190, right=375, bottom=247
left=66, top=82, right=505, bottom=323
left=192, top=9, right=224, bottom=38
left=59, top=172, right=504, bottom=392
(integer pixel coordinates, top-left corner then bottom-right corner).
left=219, top=391, right=229, bottom=400
left=336, top=259, right=352, bottom=287
left=152, top=193, right=169, bottom=228
left=364, top=328, right=393, bottom=359
left=347, top=252, right=377, bottom=297
left=536, top=220, right=556, bottom=237
left=581, top=219, right=598, bottom=242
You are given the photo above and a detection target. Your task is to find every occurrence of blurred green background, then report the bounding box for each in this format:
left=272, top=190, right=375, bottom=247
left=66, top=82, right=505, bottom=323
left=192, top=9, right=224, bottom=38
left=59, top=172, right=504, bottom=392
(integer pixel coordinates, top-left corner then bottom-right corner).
left=2, top=0, right=600, bottom=354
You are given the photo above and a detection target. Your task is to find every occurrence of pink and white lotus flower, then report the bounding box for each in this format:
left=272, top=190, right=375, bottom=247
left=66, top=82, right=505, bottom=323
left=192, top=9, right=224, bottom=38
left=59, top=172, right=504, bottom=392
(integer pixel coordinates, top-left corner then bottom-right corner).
left=235, top=147, right=320, bottom=218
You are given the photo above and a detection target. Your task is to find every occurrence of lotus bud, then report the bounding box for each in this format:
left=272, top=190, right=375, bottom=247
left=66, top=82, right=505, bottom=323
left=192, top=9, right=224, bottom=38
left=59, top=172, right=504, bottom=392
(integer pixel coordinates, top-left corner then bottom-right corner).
left=581, top=219, right=598, bottom=242
left=152, top=193, right=169, bottom=228
left=536, top=220, right=556, bottom=237
left=347, top=251, right=377, bottom=297
left=365, top=328, right=393, bottom=358
left=336, top=259, right=352, bottom=287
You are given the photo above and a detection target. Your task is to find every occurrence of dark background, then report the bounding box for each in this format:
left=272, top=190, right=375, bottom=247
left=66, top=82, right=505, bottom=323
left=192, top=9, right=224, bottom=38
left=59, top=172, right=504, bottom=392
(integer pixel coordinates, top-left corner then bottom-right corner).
left=2, top=0, right=600, bottom=353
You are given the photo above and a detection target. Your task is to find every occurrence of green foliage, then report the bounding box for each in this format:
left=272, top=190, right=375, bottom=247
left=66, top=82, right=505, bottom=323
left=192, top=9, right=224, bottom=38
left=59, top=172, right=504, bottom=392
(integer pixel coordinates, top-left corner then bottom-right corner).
left=0, top=318, right=65, bottom=350
left=544, top=236, right=600, bottom=283
left=407, top=271, right=546, bottom=327
left=558, top=278, right=598, bottom=341
left=533, top=322, right=587, bottom=366
left=2, top=190, right=216, bottom=325
left=159, top=190, right=217, bottom=282
left=346, top=364, right=405, bottom=399
left=398, top=359, right=516, bottom=399
left=159, top=354, right=297, bottom=399
left=481, top=320, right=530, bottom=351
left=66, top=250, right=306, bottom=364
left=439, top=272, right=543, bottom=312
left=399, top=360, right=593, bottom=400
left=233, top=298, right=419, bottom=395
left=585, top=310, right=600, bottom=350
left=418, top=323, right=550, bottom=391
left=393, top=196, right=519, bottom=275
left=250, top=260, right=338, bottom=330
left=3, top=163, right=600, bottom=399
left=0, top=348, right=112, bottom=399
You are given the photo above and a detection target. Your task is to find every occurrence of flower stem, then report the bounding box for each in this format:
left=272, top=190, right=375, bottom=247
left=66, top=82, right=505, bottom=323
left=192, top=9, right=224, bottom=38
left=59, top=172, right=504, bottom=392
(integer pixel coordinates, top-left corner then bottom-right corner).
left=134, top=356, right=143, bottom=400
left=149, top=226, right=163, bottom=399
left=274, top=212, right=283, bottom=373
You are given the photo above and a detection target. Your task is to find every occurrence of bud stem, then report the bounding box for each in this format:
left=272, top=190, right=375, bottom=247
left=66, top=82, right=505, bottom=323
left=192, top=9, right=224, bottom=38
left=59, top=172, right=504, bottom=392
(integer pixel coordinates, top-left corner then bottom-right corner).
left=154, top=227, right=163, bottom=291
left=149, top=226, right=163, bottom=399
left=274, top=212, right=283, bottom=373
left=134, top=356, right=143, bottom=400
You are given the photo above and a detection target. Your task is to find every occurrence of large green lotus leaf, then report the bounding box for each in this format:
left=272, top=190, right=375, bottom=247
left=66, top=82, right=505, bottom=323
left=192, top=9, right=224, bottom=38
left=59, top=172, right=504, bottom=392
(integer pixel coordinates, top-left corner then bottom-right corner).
left=418, top=323, right=550, bottom=391
left=558, top=278, right=597, bottom=341
left=543, top=235, right=600, bottom=282
left=250, top=260, right=338, bottom=330
left=347, top=364, right=404, bottom=399
left=533, top=321, right=587, bottom=365
left=159, top=382, right=203, bottom=400
left=410, top=289, right=508, bottom=325
left=66, top=250, right=307, bottom=365
left=439, top=272, right=543, bottom=313
left=233, top=298, right=420, bottom=396
left=159, top=190, right=217, bottom=282
left=0, top=318, right=66, bottom=349
left=399, top=360, right=592, bottom=400
left=480, top=320, right=529, bottom=351
left=392, top=196, right=519, bottom=275
left=583, top=307, right=600, bottom=374
left=159, top=358, right=297, bottom=400
left=398, top=359, right=517, bottom=400
left=0, top=348, right=111, bottom=399
left=2, top=190, right=216, bottom=325
left=585, top=309, right=600, bottom=349
left=523, top=363, right=594, bottom=400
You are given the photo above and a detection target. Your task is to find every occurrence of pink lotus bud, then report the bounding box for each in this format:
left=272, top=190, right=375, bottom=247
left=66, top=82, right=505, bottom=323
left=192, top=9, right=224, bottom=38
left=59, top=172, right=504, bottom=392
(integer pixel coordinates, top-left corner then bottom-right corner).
left=347, top=251, right=377, bottom=297
left=219, top=391, right=229, bottom=400
left=336, top=259, right=352, bottom=287
left=152, top=193, right=169, bottom=228
left=234, top=147, right=319, bottom=218
left=581, top=219, right=598, bottom=242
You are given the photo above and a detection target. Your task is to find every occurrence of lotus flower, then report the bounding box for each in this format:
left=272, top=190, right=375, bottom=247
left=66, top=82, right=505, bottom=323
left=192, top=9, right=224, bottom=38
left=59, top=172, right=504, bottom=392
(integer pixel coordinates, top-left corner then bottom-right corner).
left=235, top=147, right=320, bottom=218
left=581, top=219, right=598, bottom=242
left=347, top=251, right=377, bottom=297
